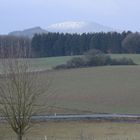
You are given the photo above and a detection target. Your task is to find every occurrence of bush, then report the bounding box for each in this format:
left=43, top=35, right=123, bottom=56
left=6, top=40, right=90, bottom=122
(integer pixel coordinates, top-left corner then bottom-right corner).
left=85, top=54, right=111, bottom=66
left=110, top=57, right=135, bottom=65
left=66, top=57, right=86, bottom=68
left=54, top=49, right=136, bottom=70
left=84, top=49, right=111, bottom=66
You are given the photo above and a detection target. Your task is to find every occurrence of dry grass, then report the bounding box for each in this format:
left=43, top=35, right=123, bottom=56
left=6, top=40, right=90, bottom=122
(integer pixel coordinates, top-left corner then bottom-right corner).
left=1, top=121, right=140, bottom=140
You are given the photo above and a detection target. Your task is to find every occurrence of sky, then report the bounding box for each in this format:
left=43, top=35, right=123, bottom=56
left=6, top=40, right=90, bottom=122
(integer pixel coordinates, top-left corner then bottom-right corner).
left=0, top=0, right=140, bottom=34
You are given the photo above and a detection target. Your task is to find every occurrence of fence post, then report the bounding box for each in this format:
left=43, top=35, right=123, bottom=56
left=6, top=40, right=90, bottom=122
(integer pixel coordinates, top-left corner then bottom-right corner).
left=45, top=135, right=47, bottom=140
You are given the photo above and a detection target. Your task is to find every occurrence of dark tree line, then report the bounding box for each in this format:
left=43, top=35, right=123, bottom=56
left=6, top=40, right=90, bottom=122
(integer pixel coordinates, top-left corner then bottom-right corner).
left=31, top=31, right=133, bottom=57
left=1, top=31, right=140, bottom=58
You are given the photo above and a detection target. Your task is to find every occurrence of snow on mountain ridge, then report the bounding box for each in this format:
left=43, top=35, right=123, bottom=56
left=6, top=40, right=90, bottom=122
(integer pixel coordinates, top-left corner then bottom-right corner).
left=46, top=21, right=117, bottom=33
left=47, top=21, right=88, bottom=29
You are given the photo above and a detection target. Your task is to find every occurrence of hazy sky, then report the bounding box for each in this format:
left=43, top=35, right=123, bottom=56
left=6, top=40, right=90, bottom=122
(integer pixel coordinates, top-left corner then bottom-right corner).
left=0, top=0, right=140, bottom=34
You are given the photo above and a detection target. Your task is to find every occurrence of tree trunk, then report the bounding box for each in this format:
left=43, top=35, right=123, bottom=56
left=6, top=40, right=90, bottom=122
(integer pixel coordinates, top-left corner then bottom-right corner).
left=17, top=133, right=22, bottom=140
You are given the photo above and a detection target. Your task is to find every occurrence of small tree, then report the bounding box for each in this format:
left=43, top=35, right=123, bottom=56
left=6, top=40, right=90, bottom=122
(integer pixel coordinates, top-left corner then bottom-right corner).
left=0, top=44, right=46, bottom=140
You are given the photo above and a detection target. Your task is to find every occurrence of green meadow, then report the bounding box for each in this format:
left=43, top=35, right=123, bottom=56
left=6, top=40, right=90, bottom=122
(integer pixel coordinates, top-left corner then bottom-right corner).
left=28, top=54, right=140, bottom=70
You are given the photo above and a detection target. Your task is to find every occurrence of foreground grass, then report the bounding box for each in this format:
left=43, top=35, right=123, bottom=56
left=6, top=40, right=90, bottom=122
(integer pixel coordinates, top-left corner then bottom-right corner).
left=1, top=121, right=140, bottom=140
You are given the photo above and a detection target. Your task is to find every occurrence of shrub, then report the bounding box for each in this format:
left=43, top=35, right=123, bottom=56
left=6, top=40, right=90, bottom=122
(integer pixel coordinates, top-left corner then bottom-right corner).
left=54, top=49, right=136, bottom=70
left=110, top=57, right=135, bottom=65
left=66, top=57, right=86, bottom=68
left=84, top=49, right=111, bottom=66
left=85, top=54, right=111, bottom=66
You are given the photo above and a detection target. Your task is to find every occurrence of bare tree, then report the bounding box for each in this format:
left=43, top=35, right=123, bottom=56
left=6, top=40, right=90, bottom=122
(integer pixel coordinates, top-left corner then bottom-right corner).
left=0, top=44, right=46, bottom=140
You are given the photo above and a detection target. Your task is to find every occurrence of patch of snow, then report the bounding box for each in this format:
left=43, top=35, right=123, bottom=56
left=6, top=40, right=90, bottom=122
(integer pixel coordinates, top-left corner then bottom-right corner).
left=47, top=21, right=118, bottom=33
left=47, top=21, right=88, bottom=30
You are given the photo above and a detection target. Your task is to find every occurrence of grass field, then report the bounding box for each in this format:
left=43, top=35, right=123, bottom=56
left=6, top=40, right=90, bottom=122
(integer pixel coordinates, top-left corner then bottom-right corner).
left=29, top=55, right=75, bottom=70
left=28, top=54, right=140, bottom=70
left=0, top=54, right=139, bottom=115
left=1, top=121, right=140, bottom=140
left=1, top=55, right=140, bottom=139
left=25, top=54, right=140, bottom=114
left=37, top=65, right=140, bottom=114
left=1, top=55, right=140, bottom=114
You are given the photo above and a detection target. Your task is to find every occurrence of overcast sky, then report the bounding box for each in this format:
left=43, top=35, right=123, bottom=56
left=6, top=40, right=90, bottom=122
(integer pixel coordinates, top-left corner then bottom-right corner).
left=0, top=0, right=140, bottom=34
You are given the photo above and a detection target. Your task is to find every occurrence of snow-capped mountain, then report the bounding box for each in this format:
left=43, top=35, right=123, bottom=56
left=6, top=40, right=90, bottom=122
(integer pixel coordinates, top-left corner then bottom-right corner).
left=46, top=21, right=117, bottom=33
left=8, top=21, right=120, bottom=37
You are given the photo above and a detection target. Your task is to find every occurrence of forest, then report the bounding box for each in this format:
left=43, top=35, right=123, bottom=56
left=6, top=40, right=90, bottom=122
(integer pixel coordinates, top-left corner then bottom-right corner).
left=0, top=31, right=140, bottom=58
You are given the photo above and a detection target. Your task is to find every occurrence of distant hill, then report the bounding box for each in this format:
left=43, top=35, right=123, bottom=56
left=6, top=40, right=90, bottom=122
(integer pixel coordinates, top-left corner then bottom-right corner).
left=8, top=21, right=121, bottom=37
left=46, top=21, right=119, bottom=34
left=9, top=27, right=48, bottom=38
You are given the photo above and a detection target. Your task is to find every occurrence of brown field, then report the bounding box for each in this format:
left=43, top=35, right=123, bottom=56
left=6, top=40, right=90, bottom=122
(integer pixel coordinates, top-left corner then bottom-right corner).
left=37, top=65, right=140, bottom=115
left=1, top=121, right=140, bottom=140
